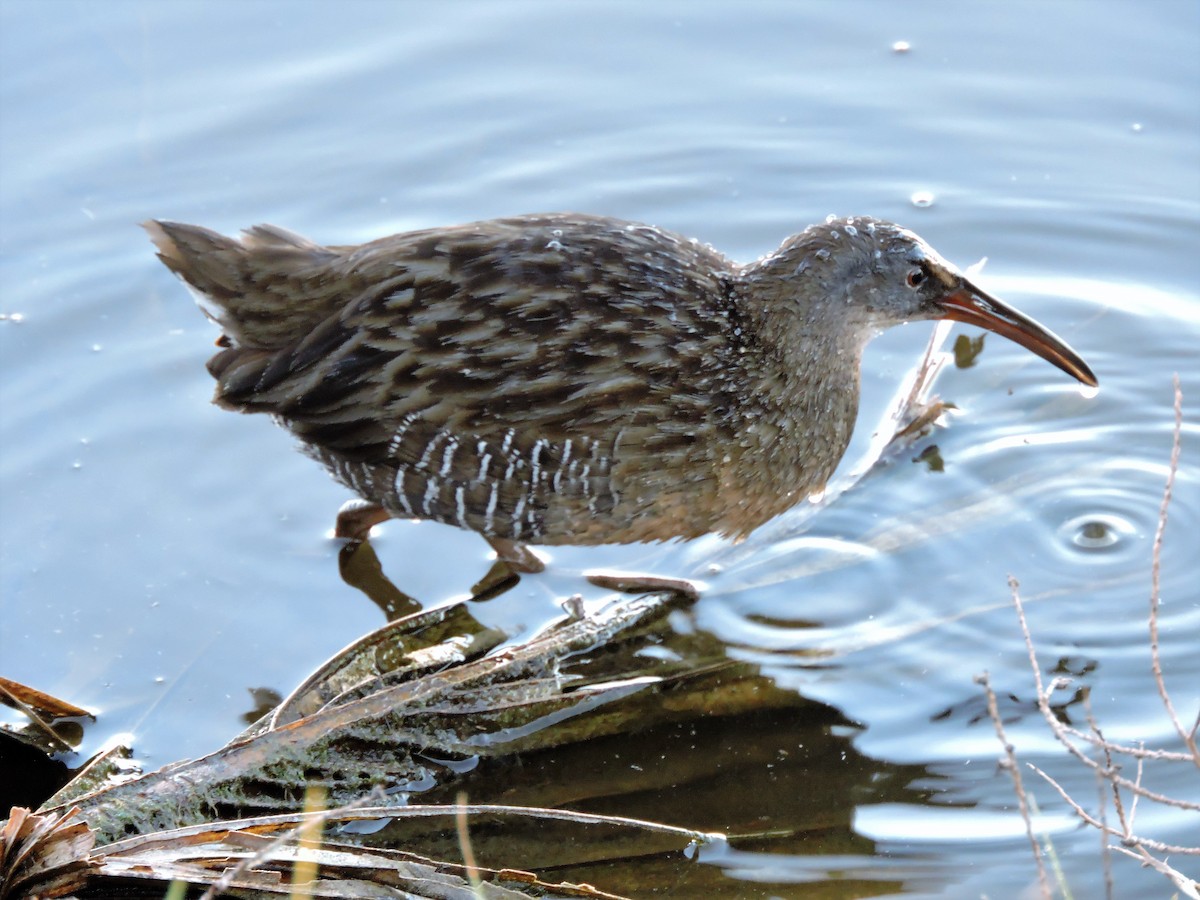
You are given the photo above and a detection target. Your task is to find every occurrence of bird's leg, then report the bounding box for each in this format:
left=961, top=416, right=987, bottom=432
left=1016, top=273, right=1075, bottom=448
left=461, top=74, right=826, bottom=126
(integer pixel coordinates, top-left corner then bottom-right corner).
left=469, top=537, right=543, bottom=601
left=485, top=536, right=546, bottom=574
left=584, top=571, right=701, bottom=602
left=334, top=499, right=392, bottom=541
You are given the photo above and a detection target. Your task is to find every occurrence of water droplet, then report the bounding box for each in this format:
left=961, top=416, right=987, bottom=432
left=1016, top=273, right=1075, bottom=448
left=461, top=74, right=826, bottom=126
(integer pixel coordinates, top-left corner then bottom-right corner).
left=706, top=563, right=724, bottom=576
left=91, top=343, right=103, bottom=352
left=545, top=239, right=563, bottom=251
left=910, top=191, right=935, bottom=208
left=1130, top=122, right=1143, bottom=133
left=892, top=40, right=911, bottom=53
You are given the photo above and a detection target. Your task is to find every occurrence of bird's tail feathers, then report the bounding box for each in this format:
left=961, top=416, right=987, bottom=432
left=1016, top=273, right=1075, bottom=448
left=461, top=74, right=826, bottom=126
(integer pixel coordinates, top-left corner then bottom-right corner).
left=143, top=220, right=341, bottom=349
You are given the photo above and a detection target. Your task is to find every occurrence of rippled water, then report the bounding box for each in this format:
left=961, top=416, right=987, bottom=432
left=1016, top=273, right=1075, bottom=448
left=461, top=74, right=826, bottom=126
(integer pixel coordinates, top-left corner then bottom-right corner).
left=2, top=1, right=1198, bottom=897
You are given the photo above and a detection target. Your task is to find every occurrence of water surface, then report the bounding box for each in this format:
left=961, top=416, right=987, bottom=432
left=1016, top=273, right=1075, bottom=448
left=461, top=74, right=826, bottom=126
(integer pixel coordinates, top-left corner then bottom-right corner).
left=2, top=2, right=1198, bottom=897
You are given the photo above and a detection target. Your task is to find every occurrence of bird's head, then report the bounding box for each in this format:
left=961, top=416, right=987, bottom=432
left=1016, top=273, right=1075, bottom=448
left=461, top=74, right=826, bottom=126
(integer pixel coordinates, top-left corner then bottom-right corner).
left=752, top=216, right=1097, bottom=387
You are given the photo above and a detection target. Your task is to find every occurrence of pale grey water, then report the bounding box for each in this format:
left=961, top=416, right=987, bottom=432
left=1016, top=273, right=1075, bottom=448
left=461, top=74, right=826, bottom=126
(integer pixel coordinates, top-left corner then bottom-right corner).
left=2, top=1, right=1198, bottom=897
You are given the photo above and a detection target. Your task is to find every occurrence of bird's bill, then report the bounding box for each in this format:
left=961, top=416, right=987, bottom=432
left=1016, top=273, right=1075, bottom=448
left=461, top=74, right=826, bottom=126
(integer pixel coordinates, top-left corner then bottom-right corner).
left=939, top=282, right=1098, bottom=387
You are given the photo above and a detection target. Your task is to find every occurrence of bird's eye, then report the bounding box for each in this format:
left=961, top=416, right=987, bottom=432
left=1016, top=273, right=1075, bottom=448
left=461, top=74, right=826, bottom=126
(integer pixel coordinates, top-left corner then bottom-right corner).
left=906, top=266, right=927, bottom=289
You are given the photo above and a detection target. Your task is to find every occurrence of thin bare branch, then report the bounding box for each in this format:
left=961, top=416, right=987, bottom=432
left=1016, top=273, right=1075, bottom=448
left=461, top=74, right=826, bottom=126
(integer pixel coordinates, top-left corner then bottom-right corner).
left=1027, top=766, right=1200, bottom=856
left=1149, top=375, right=1198, bottom=766
left=1009, top=578, right=1200, bottom=810
left=1030, top=730, right=1194, bottom=763
left=1108, top=846, right=1200, bottom=900
left=977, top=671, right=1051, bottom=899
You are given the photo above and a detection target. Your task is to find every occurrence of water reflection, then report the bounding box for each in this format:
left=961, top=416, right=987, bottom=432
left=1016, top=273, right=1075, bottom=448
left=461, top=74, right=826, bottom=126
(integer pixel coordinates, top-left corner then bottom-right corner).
left=337, top=539, right=424, bottom=619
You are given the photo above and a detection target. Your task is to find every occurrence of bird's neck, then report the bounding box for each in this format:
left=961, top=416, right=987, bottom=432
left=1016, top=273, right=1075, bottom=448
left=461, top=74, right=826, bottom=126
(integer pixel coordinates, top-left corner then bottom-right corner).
left=718, top=279, right=865, bottom=506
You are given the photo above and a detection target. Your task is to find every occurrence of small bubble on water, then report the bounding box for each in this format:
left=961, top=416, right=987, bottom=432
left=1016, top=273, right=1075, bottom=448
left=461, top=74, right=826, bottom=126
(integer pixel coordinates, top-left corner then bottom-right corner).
left=1130, top=122, right=1143, bottom=133
left=1076, top=520, right=1116, bottom=548
left=1, top=312, right=25, bottom=323
left=706, top=563, right=724, bottom=576
left=545, top=239, right=564, bottom=251
left=892, top=40, right=911, bottom=53
left=71, top=461, right=83, bottom=470
left=1061, top=514, right=1134, bottom=552
left=91, top=343, right=103, bottom=352
left=910, top=191, right=935, bottom=208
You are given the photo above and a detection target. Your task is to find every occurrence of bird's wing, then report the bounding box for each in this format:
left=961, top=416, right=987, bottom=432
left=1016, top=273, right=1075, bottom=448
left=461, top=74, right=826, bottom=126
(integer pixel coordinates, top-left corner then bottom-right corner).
left=208, top=215, right=737, bottom=470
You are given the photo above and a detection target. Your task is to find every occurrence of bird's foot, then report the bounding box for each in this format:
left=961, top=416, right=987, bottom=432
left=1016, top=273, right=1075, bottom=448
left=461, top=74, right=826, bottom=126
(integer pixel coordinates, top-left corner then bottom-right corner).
left=485, top=536, right=546, bottom=574
left=334, top=500, right=392, bottom=541
left=584, top=571, right=701, bottom=602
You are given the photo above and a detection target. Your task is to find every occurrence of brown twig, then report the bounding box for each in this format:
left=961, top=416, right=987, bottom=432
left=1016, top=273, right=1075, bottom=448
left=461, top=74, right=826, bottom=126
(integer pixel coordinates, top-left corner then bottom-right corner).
left=1025, top=765, right=1198, bottom=856
left=976, top=671, right=1051, bottom=898
left=1149, top=374, right=1198, bottom=766
left=1009, top=578, right=1200, bottom=810
left=1109, top=845, right=1200, bottom=899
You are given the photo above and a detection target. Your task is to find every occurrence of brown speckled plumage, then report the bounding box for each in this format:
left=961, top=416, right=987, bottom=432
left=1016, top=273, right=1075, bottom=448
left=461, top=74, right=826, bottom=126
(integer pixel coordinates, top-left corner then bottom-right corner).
left=146, top=213, right=1096, bottom=549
